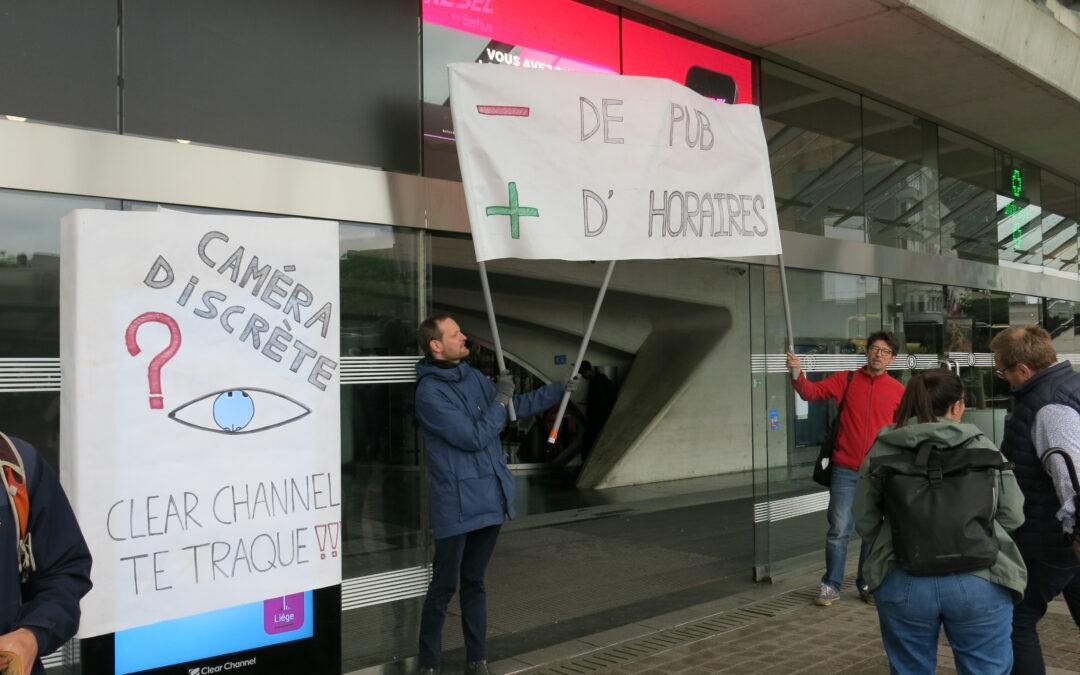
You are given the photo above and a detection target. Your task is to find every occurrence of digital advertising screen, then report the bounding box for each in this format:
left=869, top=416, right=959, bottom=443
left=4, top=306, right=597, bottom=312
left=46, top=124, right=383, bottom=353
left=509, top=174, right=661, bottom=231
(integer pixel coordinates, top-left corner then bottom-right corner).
left=114, top=592, right=313, bottom=674
left=621, top=17, right=755, bottom=105
left=81, top=586, right=340, bottom=675
left=421, top=0, right=756, bottom=178
left=422, top=0, right=620, bottom=178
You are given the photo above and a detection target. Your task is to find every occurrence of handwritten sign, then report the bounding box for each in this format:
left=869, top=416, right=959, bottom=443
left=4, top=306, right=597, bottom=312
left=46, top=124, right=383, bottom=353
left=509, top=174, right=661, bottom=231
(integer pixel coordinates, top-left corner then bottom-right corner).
left=448, top=63, right=782, bottom=262
left=60, top=209, right=341, bottom=637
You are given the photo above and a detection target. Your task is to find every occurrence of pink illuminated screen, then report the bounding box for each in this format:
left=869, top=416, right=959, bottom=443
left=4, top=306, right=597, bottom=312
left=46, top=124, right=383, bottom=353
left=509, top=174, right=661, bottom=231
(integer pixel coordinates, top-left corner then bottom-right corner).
left=423, top=0, right=620, bottom=73
left=423, top=0, right=752, bottom=101
left=621, top=19, right=754, bottom=104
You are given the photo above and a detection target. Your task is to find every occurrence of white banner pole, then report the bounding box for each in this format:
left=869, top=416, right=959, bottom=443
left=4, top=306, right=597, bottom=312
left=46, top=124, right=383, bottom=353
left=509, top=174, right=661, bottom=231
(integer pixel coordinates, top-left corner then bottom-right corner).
left=548, top=260, right=616, bottom=445
left=777, top=253, right=797, bottom=376
left=477, top=261, right=517, bottom=421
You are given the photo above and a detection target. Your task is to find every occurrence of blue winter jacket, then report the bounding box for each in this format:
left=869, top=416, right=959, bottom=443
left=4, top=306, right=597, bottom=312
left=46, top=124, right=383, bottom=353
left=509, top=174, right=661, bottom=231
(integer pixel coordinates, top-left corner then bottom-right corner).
left=1, top=436, right=92, bottom=675
left=415, top=359, right=564, bottom=539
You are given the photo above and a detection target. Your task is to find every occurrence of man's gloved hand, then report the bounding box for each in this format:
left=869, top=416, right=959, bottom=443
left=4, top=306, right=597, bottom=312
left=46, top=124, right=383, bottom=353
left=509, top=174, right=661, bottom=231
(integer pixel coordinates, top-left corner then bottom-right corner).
left=563, top=370, right=582, bottom=394
left=495, top=370, right=515, bottom=407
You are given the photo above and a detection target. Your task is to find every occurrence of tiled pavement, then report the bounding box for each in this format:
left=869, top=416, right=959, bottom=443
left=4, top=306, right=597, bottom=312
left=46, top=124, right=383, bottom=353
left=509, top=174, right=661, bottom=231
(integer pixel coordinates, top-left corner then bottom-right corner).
left=603, top=594, right=1080, bottom=674
left=499, top=572, right=1080, bottom=675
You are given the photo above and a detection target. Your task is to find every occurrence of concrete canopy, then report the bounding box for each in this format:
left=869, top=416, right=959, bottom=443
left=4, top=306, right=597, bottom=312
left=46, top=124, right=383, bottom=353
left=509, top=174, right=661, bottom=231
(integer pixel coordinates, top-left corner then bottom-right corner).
left=629, top=0, right=1080, bottom=184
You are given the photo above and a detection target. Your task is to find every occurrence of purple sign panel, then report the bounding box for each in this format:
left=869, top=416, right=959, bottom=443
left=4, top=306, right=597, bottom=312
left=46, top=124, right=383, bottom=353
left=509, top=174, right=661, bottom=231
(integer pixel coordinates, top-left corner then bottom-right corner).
left=263, top=593, right=305, bottom=635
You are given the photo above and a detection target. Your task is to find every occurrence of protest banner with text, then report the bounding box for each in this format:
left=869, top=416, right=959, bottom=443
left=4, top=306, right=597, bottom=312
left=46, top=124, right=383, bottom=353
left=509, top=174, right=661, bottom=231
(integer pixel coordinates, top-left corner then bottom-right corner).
left=60, top=209, right=341, bottom=637
left=448, top=62, right=782, bottom=262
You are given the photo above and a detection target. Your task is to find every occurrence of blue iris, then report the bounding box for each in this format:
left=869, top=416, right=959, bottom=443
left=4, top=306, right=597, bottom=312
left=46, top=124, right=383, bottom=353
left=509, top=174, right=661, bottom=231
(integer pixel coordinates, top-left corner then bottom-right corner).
left=212, top=390, right=255, bottom=432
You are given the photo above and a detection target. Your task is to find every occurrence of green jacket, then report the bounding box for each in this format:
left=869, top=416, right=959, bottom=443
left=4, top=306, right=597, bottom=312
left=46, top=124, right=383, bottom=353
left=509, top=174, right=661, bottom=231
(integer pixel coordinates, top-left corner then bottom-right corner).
left=854, top=419, right=1028, bottom=602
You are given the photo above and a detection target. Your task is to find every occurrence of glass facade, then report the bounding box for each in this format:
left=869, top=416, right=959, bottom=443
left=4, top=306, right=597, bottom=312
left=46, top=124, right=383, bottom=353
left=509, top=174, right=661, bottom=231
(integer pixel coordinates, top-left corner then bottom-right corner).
left=2, top=0, right=1080, bottom=672
left=426, top=233, right=760, bottom=660
left=0, top=190, right=121, bottom=469
left=940, top=129, right=998, bottom=264
left=761, top=61, right=864, bottom=239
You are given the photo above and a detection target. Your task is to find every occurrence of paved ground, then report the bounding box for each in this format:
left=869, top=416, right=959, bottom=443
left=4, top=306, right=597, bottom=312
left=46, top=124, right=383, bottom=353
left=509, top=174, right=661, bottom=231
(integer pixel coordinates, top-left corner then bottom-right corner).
left=495, top=570, right=1080, bottom=675
left=602, top=594, right=1080, bottom=674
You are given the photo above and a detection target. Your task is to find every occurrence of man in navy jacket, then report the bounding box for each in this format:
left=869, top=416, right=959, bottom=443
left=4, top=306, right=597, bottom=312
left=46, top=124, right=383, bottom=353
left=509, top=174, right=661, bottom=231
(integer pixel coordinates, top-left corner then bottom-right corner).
left=0, top=435, right=92, bottom=675
left=414, top=314, right=574, bottom=675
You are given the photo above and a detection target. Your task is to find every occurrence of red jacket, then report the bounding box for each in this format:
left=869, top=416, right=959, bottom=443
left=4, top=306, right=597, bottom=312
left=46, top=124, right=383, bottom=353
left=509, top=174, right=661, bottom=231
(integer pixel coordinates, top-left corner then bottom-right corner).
left=793, top=367, right=905, bottom=471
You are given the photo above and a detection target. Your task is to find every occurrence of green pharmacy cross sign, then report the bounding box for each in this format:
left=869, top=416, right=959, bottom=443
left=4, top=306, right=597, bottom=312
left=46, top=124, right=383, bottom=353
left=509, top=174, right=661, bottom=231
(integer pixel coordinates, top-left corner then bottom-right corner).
left=1005, top=167, right=1025, bottom=252
left=1010, top=168, right=1023, bottom=198
left=486, top=182, right=540, bottom=240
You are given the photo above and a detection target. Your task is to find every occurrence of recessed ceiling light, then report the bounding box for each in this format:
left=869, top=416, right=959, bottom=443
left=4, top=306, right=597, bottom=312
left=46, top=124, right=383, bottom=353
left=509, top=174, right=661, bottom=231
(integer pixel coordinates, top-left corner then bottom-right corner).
left=5, top=115, right=27, bottom=122
left=176, top=138, right=191, bottom=144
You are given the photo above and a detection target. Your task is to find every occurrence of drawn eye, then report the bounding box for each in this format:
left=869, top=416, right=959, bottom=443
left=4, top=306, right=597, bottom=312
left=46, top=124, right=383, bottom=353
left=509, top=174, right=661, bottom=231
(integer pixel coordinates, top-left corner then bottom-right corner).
left=168, top=388, right=311, bottom=435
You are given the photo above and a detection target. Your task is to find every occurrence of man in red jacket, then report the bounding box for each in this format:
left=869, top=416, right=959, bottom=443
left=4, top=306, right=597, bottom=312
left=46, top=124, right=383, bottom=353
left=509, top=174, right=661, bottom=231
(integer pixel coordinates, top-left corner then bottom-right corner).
left=786, top=331, right=904, bottom=607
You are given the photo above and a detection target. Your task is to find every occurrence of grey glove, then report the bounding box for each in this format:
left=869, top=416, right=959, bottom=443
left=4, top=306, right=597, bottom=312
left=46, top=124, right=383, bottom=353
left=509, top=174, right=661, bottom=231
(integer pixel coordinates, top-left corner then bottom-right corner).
left=495, top=370, right=515, bottom=406
left=563, top=370, right=582, bottom=394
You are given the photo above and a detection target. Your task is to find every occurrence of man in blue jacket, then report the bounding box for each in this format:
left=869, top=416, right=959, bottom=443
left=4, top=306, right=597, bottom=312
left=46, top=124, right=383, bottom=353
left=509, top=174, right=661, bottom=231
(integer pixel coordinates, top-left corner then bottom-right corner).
left=0, top=434, right=92, bottom=675
left=415, top=314, right=575, bottom=675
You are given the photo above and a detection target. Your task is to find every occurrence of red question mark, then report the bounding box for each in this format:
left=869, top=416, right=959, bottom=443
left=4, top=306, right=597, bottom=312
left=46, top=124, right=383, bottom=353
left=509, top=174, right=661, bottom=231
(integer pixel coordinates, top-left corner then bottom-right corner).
left=125, top=312, right=182, bottom=410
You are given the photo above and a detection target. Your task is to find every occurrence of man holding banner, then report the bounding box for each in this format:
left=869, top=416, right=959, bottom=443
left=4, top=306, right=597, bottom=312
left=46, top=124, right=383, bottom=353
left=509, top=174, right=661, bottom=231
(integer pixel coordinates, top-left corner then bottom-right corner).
left=414, top=314, right=576, bottom=675
left=443, top=60, right=786, bottom=665
left=787, top=332, right=904, bottom=607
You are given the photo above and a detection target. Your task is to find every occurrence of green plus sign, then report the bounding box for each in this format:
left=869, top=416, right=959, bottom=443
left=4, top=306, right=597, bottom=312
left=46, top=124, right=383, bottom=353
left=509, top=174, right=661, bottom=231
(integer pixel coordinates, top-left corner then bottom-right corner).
left=486, top=182, right=539, bottom=239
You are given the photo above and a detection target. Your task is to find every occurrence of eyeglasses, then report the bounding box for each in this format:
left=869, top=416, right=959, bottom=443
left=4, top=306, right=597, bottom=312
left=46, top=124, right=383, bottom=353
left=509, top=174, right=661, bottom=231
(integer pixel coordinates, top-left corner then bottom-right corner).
left=995, top=364, right=1018, bottom=380
left=867, top=346, right=894, bottom=356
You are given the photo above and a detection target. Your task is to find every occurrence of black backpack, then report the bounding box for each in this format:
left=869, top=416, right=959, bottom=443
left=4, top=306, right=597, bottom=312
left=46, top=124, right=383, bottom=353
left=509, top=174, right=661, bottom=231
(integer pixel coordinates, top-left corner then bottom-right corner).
left=869, top=436, right=1009, bottom=575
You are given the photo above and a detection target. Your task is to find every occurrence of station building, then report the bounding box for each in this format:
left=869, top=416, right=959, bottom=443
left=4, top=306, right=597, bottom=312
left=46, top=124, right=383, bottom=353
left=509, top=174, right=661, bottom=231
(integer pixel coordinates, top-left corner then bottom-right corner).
left=3, top=0, right=1080, bottom=671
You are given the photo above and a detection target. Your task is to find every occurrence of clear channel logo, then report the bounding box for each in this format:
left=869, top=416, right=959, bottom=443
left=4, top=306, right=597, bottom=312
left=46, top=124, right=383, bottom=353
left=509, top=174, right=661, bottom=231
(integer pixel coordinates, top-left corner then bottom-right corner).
left=187, top=656, right=257, bottom=674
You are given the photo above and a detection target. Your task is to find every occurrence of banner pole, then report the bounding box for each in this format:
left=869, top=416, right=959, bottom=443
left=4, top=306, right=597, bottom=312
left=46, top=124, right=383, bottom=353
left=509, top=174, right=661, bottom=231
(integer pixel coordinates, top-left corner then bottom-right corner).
left=548, top=260, right=616, bottom=445
left=777, top=253, right=797, bottom=376
left=477, top=261, right=516, bottom=421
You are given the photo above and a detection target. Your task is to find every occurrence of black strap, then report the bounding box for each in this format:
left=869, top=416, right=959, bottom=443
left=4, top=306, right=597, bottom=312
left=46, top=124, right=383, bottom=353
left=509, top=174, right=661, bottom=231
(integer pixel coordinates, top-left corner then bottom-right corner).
left=912, top=436, right=984, bottom=484
left=836, top=370, right=855, bottom=415
left=1043, top=448, right=1080, bottom=493
left=1041, top=447, right=1075, bottom=537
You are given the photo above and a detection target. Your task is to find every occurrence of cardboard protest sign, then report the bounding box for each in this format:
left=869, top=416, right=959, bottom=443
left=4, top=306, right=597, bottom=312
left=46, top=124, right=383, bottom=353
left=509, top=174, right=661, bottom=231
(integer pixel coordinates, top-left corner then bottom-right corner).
left=448, top=62, right=782, bottom=262
left=60, top=210, right=341, bottom=637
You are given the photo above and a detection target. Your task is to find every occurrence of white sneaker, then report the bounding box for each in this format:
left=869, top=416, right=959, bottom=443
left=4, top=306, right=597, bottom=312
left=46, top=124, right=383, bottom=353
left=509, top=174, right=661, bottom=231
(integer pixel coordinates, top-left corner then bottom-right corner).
left=814, top=583, right=840, bottom=606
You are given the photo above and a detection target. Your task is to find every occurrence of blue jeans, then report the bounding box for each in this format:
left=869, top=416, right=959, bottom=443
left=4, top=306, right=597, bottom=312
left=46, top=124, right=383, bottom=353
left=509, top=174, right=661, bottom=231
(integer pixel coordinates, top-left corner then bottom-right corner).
left=1012, top=556, right=1080, bottom=675
left=418, top=524, right=502, bottom=668
left=876, top=569, right=1014, bottom=675
left=823, top=465, right=872, bottom=591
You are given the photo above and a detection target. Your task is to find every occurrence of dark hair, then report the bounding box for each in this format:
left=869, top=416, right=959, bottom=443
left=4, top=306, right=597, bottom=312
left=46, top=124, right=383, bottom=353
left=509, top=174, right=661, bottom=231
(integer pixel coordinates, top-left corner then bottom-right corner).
left=866, top=330, right=900, bottom=356
left=894, top=368, right=964, bottom=426
left=989, top=324, right=1057, bottom=372
left=417, top=313, right=453, bottom=358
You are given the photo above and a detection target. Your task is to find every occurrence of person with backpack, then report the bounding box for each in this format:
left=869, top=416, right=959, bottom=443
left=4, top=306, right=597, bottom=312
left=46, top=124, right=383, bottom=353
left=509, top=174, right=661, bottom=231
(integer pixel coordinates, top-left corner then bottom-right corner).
left=786, top=331, right=905, bottom=606
left=854, top=369, right=1026, bottom=675
left=990, top=325, right=1080, bottom=675
left=0, top=433, right=92, bottom=675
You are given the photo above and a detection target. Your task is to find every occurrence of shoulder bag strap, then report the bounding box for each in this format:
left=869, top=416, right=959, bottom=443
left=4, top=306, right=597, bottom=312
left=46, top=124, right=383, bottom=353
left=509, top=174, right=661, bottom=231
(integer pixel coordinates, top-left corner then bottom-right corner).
left=0, top=431, right=34, bottom=579
left=1042, top=448, right=1080, bottom=523
left=836, top=370, right=855, bottom=414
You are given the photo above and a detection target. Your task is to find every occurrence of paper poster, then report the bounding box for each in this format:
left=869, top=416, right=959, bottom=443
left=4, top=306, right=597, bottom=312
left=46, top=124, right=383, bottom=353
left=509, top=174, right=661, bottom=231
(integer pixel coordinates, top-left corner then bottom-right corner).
left=60, top=209, right=341, bottom=636
left=448, top=62, right=782, bottom=262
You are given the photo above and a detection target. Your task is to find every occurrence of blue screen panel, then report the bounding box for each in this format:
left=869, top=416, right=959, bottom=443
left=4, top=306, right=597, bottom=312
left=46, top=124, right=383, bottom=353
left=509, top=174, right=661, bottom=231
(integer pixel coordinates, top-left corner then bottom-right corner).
left=115, top=592, right=313, bottom=674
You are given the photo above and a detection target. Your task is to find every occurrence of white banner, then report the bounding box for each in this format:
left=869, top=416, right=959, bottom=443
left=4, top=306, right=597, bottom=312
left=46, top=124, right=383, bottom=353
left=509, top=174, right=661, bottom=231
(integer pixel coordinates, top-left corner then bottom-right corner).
left=448, top=63, right=782, bottom=262
left=60, top=210, right=341, bottom=636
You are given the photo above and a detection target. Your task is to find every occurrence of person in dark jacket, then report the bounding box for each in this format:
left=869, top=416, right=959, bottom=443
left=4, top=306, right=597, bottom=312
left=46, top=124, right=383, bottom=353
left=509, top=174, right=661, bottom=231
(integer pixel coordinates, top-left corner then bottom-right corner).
left=579, top=361, right=616, bottom=464
left=0, top=434, right=92, bottom=675
left=787, top=331, right=905, bottom=606
left=414, top=314, right=576, bottom=675
left=991, top=325, right=1080, bottom=675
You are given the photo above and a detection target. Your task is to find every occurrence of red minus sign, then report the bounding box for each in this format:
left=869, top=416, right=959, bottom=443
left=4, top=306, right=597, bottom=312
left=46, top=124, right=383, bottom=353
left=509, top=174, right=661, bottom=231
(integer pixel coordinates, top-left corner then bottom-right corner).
left=477, top=105, right=530, bottom=117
